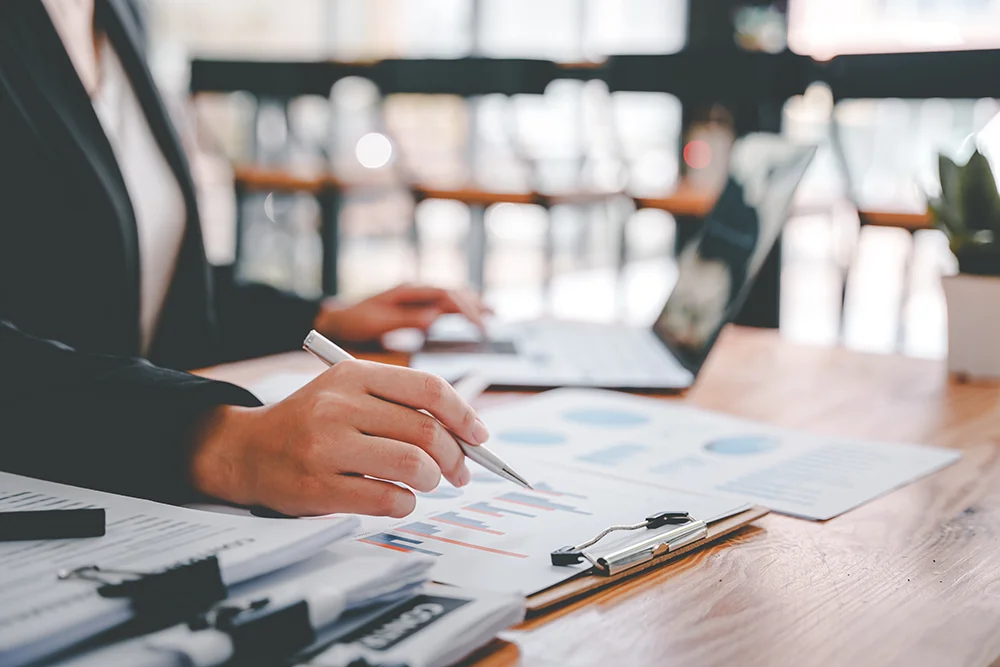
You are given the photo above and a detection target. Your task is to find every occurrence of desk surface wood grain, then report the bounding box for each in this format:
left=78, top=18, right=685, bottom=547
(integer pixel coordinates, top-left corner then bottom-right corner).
left=198, top=327, right=1000, bottom=667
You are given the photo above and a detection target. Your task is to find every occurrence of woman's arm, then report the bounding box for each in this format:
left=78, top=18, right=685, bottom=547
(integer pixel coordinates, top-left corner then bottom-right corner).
left=2, top=318, right=490, bottom=516
left=211, top=264, right=323, bottom=362
left=0, top=318, right=260, bottom=504
left=212, top=270, right=494, bottom=362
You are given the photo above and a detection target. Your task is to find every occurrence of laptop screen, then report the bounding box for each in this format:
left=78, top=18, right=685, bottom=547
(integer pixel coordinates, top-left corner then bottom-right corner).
left=652, top=139, right=816, bottom=373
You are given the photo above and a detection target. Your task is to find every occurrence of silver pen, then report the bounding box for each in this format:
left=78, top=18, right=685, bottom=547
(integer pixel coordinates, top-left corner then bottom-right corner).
left=302, top=330, right=532, bottom=489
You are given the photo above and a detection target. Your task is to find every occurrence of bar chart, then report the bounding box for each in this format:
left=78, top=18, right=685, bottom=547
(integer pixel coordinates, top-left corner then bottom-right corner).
left=356, top=481, right=592, bottom=560
left=396, top=522, right=529, bottom=558
left=359, top=532, right=442, bottom=557
left=336, top=462, right=748, bottom=595
left=495, top=492, right=592, bottom=515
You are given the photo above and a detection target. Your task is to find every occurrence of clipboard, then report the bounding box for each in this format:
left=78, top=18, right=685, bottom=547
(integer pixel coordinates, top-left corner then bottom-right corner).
left=525, top=505, right=768, bottom=616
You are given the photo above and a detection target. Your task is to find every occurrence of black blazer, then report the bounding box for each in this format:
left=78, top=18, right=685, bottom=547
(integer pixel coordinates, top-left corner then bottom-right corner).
left=0, top=0, right=320, bottom=503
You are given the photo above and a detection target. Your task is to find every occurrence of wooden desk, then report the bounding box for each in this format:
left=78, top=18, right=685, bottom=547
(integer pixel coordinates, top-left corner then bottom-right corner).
left=199, top=327, right=1000, bottom=667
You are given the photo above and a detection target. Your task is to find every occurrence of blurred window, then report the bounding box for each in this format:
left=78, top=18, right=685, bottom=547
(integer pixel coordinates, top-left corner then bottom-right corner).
left=789, top=0, right=1000, bottom=58
left=148, top=0, right=687, bottom=71
left=584, top=0, right=687, bottom=57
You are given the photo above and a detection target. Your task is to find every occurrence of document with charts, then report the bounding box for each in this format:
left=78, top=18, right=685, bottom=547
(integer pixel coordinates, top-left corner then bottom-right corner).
left=327, top=388, right=957, bottom=596
left=473, top=388, right=960, bottom=521
left=329, top=464, right=749, bottom=596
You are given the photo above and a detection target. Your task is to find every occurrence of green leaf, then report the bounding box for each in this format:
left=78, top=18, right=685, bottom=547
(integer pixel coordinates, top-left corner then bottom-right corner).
left=957, top=150, right=1000, bottom=234
left=928, top=196, right=966, bottom=242
left=938, top=154, right=963, bottom=206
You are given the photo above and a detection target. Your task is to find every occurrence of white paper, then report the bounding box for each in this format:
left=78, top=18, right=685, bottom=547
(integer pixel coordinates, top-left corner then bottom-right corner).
left=472, top=388, right=961, bottom=521
left=0, top=472, right=357, bottom=667
left=247, top=370, right=323, bottom=404
left=228, top=550, right=434, bottom=612
left=328, top=464, right=747, bottom=596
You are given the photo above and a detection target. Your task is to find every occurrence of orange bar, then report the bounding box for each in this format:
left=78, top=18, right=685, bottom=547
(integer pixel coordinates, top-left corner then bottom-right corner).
left=430, top=516, right=504, bottom=535
left=396, top=528, right=528, bottom=558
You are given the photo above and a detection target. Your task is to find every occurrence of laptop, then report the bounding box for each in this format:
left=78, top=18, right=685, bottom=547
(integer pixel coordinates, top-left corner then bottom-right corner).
left=411, top=135, right=817, bottom=391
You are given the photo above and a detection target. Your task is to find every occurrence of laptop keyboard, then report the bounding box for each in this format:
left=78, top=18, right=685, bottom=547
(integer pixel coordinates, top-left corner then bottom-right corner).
left=524, top=324, right=688, bottom=382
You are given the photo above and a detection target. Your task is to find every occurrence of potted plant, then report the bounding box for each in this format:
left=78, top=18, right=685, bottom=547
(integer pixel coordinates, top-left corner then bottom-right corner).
left=929, top=149, right=1000, bottom=380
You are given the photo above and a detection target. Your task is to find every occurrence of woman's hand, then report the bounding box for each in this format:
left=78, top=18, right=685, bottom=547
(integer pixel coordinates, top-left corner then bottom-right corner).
left=190, top=360, right=490, bottom=518
left=314, top=284, right=490, bottom=344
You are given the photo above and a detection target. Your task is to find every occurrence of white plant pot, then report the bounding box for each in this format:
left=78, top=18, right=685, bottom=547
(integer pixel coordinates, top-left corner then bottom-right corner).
left=942, top=273, right=1000, bottom=381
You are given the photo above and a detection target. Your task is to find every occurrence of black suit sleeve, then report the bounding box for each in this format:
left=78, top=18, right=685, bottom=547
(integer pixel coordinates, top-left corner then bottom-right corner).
left=211, top=265, right=323, bottom=363
left=0, top=319, right=262, bottom=504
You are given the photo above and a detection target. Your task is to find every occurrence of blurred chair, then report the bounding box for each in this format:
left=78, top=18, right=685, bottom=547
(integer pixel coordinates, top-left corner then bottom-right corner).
left=363, top=59, right=629, bottom=297
left=201, top=57, right=628, bottom=299
left=829, top=108, right=937, bottom=350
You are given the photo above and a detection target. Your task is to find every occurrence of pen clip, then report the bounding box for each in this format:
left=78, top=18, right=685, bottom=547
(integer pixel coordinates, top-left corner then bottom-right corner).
left=551, top=511, right=707, bottom=576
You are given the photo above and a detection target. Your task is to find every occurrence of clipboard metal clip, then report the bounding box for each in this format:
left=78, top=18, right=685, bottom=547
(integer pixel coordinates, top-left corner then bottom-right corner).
left=550, top=511, right=708, bottom=576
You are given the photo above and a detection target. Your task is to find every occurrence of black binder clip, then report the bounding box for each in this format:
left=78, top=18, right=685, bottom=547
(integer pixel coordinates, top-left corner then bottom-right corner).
left=551, top=511, right=707, bottom=576
left=58, top=556, right=228, bottom=621
left=199, top=596, right=316, bottom=665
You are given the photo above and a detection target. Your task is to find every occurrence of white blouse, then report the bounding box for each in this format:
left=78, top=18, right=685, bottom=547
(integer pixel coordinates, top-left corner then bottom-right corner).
left=44, top=1, right=187, bottom=356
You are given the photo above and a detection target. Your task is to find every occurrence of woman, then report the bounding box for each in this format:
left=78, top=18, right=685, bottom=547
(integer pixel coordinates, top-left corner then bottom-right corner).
left=0, top=0, right=491, bottom=517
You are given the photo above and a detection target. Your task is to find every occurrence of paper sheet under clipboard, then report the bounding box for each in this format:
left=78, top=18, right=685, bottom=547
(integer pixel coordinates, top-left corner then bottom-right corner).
left=327, top=463, right=750, bottom=597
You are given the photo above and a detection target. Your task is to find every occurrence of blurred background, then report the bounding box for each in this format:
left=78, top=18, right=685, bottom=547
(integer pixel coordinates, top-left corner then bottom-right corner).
left=138, top=0, right=1000, bottom=359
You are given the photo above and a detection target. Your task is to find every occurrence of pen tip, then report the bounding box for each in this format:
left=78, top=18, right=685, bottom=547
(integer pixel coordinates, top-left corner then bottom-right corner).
left=503, top=468, right=533, bottom=489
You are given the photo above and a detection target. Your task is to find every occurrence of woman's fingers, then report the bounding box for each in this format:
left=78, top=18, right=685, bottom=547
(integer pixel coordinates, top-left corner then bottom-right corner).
left=353, top=397, right=470, bottom=487
left=383, top=305, right=443, bottom=332
left=445, top=289, right=488, bottom=333
left=314, top=474, right=417, bottom=518
left=327, top=360, right=489, bottom=447
left=327, top=431, right=443, bottom=493
left=209, top=356, right=493, bottom=519
left=388, top=285, right=490, bottom=333
left=385, top=284, right=450, bottom=305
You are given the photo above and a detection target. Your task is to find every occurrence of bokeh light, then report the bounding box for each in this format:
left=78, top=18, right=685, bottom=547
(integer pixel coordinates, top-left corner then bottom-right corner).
left=683, top=140, right=713, bottom=170
left=355, top=132, right=393, bottom=169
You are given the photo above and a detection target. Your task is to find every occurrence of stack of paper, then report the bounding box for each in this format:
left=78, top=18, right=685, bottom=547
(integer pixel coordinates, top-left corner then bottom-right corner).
left=0, top=472, right=358, bottom=667
left=52, top=552, right=437, bottom=667
left=228, top=549, right=434, bottom=611
left=47, top=550, right=524, bottom=667
left=295, top=584, right=525, bottom=667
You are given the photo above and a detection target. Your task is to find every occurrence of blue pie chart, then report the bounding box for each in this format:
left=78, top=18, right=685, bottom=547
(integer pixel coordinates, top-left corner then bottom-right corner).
left=564, top=409, right=649, bottom=427
left=704, top=436, right=780, bottom=456
left=497, top=430, right=567, bottom=446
